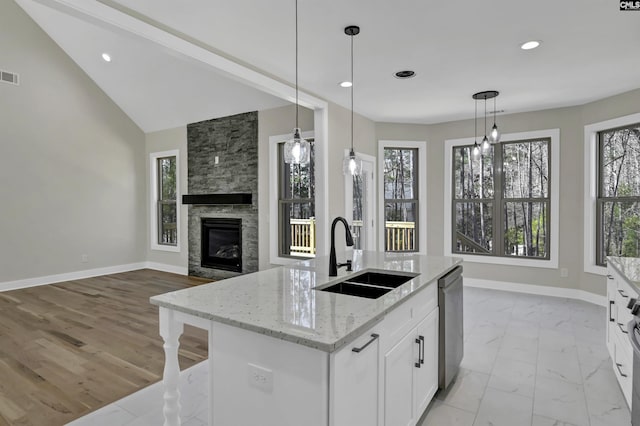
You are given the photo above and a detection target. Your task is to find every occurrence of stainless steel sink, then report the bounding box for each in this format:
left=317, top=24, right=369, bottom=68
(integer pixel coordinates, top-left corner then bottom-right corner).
left=315, top=271, right=419, bottom=299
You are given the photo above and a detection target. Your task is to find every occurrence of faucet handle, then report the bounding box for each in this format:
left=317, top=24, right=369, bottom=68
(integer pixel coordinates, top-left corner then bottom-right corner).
left=346, top=260, right=352, bottom=271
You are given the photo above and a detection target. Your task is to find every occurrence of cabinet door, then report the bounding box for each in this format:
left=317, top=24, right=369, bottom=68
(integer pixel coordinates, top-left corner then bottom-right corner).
left=331, top=328, right=380, bottom=426
left=606, top=271, right=616, bottom=357
left=414, top=308, right=438, bottom=419
left=384, top=329, right=417, bottom=426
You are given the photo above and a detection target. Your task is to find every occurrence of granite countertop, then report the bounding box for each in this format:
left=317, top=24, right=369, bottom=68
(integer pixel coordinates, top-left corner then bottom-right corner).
left=608, top=256, right=640, bottom=294
left=150, top=251, right=462, bottom=353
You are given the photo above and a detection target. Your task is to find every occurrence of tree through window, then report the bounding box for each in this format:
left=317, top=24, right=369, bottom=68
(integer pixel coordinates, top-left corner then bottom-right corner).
left=597, top=123, right=640, bottom=265
left=384, top=148, right=418, bottom=252
left=278, top=140, right=315, bottom=258
left=453, top=138, right=550, bottom=259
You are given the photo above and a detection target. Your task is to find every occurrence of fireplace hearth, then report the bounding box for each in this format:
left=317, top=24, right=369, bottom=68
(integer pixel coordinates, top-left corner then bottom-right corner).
left=201, top=218, right=242, bottom=272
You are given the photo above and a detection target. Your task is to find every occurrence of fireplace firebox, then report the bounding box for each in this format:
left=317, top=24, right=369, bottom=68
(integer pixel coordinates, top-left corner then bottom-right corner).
left=201, top=218, right=242, bottom=272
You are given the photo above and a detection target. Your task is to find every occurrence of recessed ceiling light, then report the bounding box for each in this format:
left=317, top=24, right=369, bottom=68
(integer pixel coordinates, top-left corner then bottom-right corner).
left=394, top=70, right=416, bottom=79
left=520, top=41, right=541, bottom=50
left=101, top=53, right=112, bottom=62
left=340, top=81, right=352, bottom=88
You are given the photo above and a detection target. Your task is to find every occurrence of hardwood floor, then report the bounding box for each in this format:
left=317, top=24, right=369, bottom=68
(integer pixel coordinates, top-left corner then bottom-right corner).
left=0, top=269, right=210, bottom=426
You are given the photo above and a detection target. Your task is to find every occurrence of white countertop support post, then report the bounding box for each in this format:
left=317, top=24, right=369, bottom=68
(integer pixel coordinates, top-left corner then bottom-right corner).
left=159, top=307, right=184, bottom=426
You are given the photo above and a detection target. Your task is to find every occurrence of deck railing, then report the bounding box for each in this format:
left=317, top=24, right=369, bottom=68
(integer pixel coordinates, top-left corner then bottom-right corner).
left=385, top=221, right=415, bottom=251
left=289, top=218, right=416, bottom=255
left=290, top=218, right=316, bottom=257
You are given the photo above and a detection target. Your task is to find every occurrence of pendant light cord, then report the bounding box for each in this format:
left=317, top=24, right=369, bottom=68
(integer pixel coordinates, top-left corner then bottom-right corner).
left=295, top=0, right=299, bottom=129
left=474, top=98, right=477, bottom=142
left=484, top=96, right=487, bottom=137
left=350, top=32, right=354, bottom=152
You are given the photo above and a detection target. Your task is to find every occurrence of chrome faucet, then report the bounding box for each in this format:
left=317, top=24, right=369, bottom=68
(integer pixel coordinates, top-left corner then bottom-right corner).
left=329, top=217, right=354, bottom=276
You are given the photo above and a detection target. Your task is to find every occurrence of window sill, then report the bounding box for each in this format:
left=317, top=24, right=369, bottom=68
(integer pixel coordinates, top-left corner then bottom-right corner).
left=450, top=252, right=558, bottom=269
left=151, top=243, right=181, bottom=253
left=584, top=264, right=606, bottom=276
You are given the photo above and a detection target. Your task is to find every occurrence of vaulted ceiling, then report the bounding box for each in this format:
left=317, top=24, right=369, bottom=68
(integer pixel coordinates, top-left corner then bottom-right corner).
left=16, top=0, right=640, bottom=132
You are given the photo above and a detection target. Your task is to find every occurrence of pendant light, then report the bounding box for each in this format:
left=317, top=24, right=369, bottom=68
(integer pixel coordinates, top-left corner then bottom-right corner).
left=481, top=97, right=490, bottom=152
left=472, top=97, right=480, bottom=158
left=342, top=25, right=362, bottom=176
left=472, top=90, right=500, bottom=156
left=283, top=0, right=310, bottom=165
left=490, top=95, right=500, bottom=143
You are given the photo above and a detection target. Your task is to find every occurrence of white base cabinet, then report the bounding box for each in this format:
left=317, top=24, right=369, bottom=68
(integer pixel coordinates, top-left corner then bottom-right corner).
left=384, top=308, right=438, bottom=426
left=208, top=280, right=439, bottom=426
left=606, top=264, right=637, bottom=409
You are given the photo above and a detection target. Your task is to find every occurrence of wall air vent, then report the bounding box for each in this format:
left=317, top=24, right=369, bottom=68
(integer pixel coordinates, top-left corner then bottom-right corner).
left=1, top=70, right=19, bottom=86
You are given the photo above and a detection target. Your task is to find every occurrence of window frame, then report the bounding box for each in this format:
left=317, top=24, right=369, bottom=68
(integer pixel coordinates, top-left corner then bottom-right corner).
left=584, top=113, right=640, bottom=275
left=445, top=129, right=559, bottom=269
left=150, top=149, right=180, bottom=253
left=277, top=137, right=316, bottom=260
left=594, top=121, right=640, bottom=267
left=269, top=130, right=316, bottom=265
left=451, top=138, right=552, bottom=260
left=378, top=140, right=428, bottom=254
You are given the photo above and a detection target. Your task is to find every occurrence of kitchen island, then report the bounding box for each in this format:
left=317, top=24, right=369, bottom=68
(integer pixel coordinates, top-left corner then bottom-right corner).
left=151, top=251, right=462, bottom=426
left=606, top=256, right=640, bottom=408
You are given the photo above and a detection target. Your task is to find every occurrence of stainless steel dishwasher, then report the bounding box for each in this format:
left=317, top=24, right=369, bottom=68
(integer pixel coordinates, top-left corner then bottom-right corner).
left=438, top=265, right=463, bottom=390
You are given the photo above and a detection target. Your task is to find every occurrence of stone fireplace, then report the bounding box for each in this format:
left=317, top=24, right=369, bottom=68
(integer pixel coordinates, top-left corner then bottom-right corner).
left=186, top=111, right=259, bottom=280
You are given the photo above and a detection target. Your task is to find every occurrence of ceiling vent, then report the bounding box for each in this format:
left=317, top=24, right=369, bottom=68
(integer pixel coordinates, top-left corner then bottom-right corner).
left=1, top=70, right=19, bottom=86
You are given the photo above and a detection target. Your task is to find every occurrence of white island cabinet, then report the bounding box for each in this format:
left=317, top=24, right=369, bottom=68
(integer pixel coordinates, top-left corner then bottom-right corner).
left=151, top=251, right=461, bottom=426
left=606, top=256, right=640, bottom=409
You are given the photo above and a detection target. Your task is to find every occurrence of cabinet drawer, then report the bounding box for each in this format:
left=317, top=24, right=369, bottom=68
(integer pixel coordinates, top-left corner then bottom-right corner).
left=383, top=283, right=437, bottom=349
left=614, top=321, right=633, bottom=372
left=613, top=333, right=633, bottom=409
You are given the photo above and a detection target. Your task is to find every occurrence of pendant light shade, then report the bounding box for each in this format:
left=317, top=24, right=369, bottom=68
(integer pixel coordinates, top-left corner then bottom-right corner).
left=343, top=25, right=362, bottom=176
left=284, top=0, right=310, bottom=165
left=284, top=127, right=310, bottom=164
left=343, top=148, right=362, bottom=175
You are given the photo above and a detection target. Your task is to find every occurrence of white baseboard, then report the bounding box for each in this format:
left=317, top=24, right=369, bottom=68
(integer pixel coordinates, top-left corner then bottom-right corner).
left=0, top=262, right=147, bottom=292
left=464, top=278, right=607, bottom=307
left=0, top=262, right=188, bottom=292
left=144, top=262, right=188, bottom=276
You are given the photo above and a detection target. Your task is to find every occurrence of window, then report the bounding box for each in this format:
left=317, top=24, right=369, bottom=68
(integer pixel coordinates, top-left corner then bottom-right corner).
left=278, top=139, right=315, bottom=258
left=448, top=130, right=559, bottom=267
left=150, top=150, right=179, bottom=252
left=383, top=148, right=419, bottom=252
left=453, top=139, right=550, bottom=258
left=596, top=122, right=640, bottom=266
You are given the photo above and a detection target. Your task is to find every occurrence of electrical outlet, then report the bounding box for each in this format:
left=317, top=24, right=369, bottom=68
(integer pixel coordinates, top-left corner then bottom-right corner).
left=214, top=156, right=219, bottom=165
left=81, top=254, right=89, bottom=263
left=560, top=267, right=568, bottom=278
left=248, top=363, right=273, bottom=392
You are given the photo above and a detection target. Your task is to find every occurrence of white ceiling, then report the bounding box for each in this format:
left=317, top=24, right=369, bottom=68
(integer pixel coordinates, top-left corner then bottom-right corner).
left=17, top=0, right=640, bottom=132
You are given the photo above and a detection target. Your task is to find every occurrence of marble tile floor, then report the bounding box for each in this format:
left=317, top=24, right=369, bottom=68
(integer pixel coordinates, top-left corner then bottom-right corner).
left=68, top=286, right=628, bottom=426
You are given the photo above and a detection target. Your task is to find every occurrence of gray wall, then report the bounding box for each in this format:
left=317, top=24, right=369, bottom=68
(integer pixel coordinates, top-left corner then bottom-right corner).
left=0, top=0, right=146, bottom=282
left=376, top=88, right=640, bottom=297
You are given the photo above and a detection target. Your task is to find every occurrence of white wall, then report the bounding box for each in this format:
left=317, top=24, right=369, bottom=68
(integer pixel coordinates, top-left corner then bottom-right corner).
left=0, top=0, right=146, bottom=284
